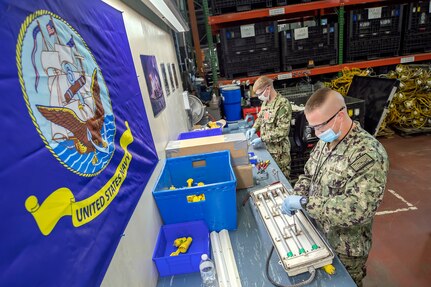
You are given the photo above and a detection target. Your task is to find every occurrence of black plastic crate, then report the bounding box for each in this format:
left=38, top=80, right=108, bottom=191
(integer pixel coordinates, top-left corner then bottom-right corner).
left=222, top=50, right=280, bottom=78
left=289, top=148, right=312, bottom=181
left=220, top=21, right=278, bottom=53
left=402, top=1, right=431, bottom=54
left=279, top=18, right=338, bottom=71
left=275, top=0, right=287, bottom=5
left=345, top=4, right=404, bottom=61
left=212, top=0, right=272, bottom=15
left=219, top=21, right=280, bottom=78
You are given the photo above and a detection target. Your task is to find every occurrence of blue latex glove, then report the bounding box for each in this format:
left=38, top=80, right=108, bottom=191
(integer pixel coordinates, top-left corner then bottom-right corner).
left=251, top=138, right=263, bottom=148
left=246, top=128, right=256, bottom=140
left=281, top=195, right=303, bottom=215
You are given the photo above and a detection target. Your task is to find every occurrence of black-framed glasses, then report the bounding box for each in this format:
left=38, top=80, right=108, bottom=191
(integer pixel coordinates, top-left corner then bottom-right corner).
left=309, top=106, right=345, bottom=131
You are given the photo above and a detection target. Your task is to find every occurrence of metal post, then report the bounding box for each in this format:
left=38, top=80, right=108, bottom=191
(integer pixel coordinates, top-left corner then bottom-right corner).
left=338, top=4, right=345, bottom=77
left=202, top=0, right=218, bottom=86
left=187, top=0, right=204, bottom=77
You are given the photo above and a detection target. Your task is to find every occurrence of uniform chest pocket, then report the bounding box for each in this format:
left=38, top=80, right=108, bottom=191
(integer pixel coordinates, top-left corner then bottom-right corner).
left=325, top=169, right=348, bottom=196
left=263, top=109, right=278, bottom=124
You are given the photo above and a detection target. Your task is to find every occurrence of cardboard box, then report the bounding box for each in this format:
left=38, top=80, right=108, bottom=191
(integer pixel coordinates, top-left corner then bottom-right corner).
left=165, top=133, right=249, bottom=166
left=233, top=164, right=254, bottom=189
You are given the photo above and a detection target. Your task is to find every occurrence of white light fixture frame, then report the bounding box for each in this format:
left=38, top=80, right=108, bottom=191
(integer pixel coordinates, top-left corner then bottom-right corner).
left=210, top=230, right=242, bottom=287
left=144, top=0, right=189, bottom=32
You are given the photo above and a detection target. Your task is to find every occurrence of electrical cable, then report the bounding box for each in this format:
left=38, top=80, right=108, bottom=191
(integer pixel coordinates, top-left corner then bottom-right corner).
left=265, top=246, right=316, bottom=287
left=325, top=65, right=431, bottom=131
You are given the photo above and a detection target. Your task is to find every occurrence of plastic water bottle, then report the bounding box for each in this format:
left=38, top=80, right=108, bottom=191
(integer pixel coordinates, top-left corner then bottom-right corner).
left=199, top=254, right=217, bottom=287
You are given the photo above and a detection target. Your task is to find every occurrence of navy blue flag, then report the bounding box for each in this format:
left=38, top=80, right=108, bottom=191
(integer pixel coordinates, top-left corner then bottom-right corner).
left=0, top=0, right=158, bottom=286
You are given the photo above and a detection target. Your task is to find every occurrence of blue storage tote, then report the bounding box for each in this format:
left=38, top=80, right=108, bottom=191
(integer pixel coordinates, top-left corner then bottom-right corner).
left=153, top=150, right=237, bottom=231
left=152, top=221, right=210, bottom=277
left=177, top=128, right=222, bottom=140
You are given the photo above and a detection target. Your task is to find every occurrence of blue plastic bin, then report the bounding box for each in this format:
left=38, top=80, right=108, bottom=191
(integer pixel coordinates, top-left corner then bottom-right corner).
left=153, top=150, right=237, bottom=231
left=221, top=85, right=241, bottom=121
left=177, top=128, right=222, bottom=140
left=152, top=221, right=210, bottom=276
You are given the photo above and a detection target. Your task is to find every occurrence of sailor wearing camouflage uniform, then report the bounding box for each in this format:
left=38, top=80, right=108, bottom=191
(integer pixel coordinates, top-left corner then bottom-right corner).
left=281, top=88, right=389, bottom=287
left=246, top=76, right=292, bottom=178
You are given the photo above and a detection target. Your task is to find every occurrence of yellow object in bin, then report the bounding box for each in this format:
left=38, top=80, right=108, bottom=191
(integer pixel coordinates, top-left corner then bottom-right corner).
left=169, top=236, right=193, bottom=256
left=323, top=264, right=336, bottom=275
left=207, top=121, right=218, bottom=129
left=197, top=182, right=204, bottom=186
left=187, top=178, right=194, bottom=187
left=169, top=185, right=176, bottom=190
left=173, top=237, right=187, bottom=247
left=170, top=249, right=180, bottom=256
left=178, top=237, right=193, bottom=253
left=187, top=194, right=206, bottom=203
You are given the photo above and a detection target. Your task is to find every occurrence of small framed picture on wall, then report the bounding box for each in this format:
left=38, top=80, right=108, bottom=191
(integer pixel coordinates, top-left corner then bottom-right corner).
left=140, top=55, right=166, bottom=117
left=172, top=63, right=179, bottom=89
left=160, top=63, right=170, bottom=96
left=168, top=63, right=175, bottom=92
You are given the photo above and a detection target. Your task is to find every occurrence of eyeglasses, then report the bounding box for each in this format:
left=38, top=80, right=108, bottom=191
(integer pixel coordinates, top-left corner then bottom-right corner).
left=254, top=85, right=269, bottom=98
left=309, top=106, right=345, bottom=131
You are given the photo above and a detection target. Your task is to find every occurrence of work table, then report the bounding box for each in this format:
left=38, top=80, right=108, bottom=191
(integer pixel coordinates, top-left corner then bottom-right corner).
left=157, top=129, right=355, bottom=287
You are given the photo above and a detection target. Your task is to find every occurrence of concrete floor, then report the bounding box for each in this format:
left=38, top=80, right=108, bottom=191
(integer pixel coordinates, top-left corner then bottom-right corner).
left=363, top=133, right=431, bottom=287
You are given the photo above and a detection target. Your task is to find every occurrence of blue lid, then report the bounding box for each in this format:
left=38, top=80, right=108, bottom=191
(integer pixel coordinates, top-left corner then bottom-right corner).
left=268, top=25, right=275, bottom=33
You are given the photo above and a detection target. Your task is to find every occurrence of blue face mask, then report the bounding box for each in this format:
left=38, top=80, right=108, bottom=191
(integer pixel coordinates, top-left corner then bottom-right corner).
left=318, top=118, right=341, bottom=143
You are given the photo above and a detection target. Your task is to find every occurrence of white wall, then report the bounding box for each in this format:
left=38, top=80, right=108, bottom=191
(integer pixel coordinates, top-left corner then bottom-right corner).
left=101, top=1, right=189, bottom=286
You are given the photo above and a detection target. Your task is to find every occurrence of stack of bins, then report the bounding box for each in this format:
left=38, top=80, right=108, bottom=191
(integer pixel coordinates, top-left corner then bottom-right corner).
left=279, top=17, right=338, bottom=71
left=345, top=4, right=404, bottom=62
left=219, top=21, right=280, bottom=79
left=402, top=0, right=431, bottom=55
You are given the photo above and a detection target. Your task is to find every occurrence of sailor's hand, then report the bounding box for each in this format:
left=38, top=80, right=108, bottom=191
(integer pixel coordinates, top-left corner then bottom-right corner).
left=251, top=138, right=263, bottom=148
left=246, top=128, right=256, bottom=140
left=281, top=195, right=303, bottom=215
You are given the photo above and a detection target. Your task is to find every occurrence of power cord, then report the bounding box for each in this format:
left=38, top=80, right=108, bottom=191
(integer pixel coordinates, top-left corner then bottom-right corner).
left=265, top=246, right=316, bottom=287
left=325, top=65, right=431, bottom=130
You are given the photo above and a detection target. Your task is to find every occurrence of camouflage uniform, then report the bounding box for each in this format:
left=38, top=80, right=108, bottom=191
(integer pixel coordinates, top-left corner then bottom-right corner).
left=293, top=122, right=388, bottom=286
left=253, top=93, right=292, bottom=178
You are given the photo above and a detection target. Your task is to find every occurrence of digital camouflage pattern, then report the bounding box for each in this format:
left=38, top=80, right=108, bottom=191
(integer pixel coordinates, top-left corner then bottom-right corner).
left=253, top=94, right=292, bottom=178
left=337, top=253, right=368, bottom=287
left=293, top=122, right=388, bottom=285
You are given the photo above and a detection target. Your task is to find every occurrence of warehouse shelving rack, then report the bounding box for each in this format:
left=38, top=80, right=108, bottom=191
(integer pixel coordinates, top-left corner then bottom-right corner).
left=201, top=0, right=431, bottom=85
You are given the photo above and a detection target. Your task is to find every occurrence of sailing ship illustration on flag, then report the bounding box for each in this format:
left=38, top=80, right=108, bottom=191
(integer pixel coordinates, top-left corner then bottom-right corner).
left=17, top=11, right=116, bottom=176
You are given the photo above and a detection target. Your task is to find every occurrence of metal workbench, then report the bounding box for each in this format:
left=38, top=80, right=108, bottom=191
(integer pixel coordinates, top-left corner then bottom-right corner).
left=157, top=129, right=356, bottom=287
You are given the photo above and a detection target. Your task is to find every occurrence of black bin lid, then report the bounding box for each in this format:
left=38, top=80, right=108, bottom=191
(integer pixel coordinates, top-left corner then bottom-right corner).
left=346, top=76, right=399, bottom=136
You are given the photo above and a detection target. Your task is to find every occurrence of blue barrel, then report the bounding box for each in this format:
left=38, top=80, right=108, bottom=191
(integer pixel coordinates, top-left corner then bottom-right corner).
left=221, top=85, right=241, bottom=121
